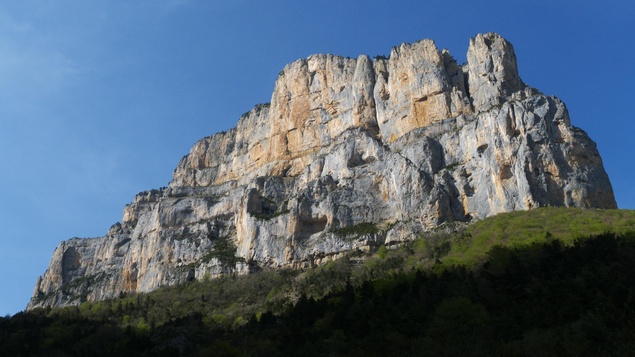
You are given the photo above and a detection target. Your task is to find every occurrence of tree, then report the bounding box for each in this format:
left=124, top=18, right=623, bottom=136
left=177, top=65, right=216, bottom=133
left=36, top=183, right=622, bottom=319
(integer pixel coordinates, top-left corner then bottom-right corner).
left=210, top=235, right=244, bottom=273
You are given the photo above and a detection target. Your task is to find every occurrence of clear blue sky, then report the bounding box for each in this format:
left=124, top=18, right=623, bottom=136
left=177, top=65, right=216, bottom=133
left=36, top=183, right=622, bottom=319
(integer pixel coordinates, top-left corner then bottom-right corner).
left=1, top=0, right=633, bottom=316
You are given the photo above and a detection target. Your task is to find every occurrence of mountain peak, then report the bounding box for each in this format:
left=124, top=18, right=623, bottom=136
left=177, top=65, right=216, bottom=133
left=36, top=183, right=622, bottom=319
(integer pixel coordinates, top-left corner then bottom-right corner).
left=27, top=33, right=616, bottom=310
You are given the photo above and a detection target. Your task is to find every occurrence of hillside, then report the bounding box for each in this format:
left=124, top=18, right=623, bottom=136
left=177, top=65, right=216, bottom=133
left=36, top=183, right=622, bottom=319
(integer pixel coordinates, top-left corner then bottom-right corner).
left=29, top=32, right=615, bottom=310
left=5, top=208, right=635, bottom=355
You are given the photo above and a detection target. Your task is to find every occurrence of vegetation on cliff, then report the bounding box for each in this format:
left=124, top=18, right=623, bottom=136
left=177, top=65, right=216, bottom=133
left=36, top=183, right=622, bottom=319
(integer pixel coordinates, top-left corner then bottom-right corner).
left=4, top=208, right=635, bottom=356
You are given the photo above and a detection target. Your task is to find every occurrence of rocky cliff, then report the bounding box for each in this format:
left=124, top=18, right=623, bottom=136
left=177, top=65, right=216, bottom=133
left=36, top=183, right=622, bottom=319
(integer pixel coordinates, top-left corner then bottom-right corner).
left=27, top=33, right=616, bottom=310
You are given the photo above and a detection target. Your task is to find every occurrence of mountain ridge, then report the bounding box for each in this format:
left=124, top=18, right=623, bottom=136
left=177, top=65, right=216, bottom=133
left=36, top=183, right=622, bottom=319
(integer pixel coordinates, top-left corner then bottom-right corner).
left=28, top=32, right=616, bottom=310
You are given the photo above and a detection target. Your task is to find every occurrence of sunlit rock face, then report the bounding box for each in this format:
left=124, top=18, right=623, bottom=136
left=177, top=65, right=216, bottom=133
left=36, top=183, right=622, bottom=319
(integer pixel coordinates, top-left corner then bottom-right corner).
left=28, top=33, right=616, bottom=310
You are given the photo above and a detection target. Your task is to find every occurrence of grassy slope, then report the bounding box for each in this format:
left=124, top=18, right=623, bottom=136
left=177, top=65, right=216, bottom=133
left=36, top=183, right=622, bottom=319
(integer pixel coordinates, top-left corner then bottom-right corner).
left=439, top=207, right=635, bottom=267
left=4, top=207, right=635, bottom=355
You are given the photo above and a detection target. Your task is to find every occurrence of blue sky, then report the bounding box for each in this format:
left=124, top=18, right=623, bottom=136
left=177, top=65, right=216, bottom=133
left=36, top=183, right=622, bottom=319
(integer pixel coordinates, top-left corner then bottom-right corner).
left=1, top=0, right=634, bottom=315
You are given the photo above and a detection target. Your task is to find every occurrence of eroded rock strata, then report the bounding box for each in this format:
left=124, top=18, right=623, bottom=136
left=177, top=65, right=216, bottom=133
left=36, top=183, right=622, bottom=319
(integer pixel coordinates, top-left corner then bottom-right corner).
left=28, top=33, right=616, bottom=309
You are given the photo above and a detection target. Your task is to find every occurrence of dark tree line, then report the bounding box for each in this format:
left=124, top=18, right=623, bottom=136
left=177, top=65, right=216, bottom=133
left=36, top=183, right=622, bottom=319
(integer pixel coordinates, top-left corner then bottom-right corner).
left=2, top=232, right=635, bottom=356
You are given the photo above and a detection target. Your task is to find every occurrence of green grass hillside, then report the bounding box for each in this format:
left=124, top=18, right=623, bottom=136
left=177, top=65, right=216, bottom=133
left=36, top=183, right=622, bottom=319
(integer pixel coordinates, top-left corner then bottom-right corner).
left=438, top=207, right=635, bottom=268
left=2, top=208, right=635, bottom=356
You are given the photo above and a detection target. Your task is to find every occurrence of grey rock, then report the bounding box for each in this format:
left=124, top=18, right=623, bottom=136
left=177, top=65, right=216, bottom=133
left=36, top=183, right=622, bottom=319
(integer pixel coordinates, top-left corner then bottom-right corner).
left=467, top=32, right=524, bottom=111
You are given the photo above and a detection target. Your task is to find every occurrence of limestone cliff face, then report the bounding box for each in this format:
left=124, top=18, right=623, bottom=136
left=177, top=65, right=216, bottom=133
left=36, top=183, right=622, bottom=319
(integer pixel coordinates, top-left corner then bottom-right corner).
left=28, top=33, right=616, bottom=310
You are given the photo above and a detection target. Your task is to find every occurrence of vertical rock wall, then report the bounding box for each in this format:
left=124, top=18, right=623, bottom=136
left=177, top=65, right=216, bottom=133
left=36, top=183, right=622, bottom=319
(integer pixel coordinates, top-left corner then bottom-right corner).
left=28, top=33, right=616, bottom=310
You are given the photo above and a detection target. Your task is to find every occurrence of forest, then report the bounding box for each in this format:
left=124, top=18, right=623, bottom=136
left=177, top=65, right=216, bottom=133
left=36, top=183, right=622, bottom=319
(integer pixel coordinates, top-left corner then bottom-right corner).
left=2, top=207, right=635, bottom=356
